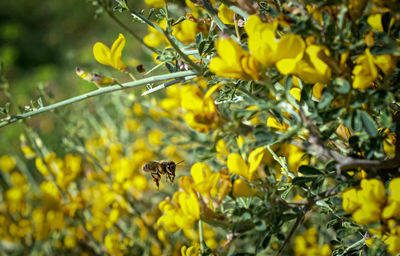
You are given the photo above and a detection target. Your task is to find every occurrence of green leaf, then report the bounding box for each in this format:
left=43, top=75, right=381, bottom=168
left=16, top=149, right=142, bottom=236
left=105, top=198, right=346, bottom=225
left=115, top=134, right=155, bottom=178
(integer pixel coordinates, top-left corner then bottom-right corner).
left=359, top=110, right=378, bottom=137
left=5, top=102, right=10, bottom=114
left=318, top=91, right=334, bottom=110
left=298, top=165, right=324, bottom=176
left=261, top=233, right=271, bottom=249
left=37, top=97, right=43, bottom=107
left=255, top=220, right=267, bottom=231
left=351, top=110, right=362, bottom=132
left=253, top=129, right=276, bottom=145
left=333, top=78, right=350, bottom=94
left=292, top=176, right=315, bottom=186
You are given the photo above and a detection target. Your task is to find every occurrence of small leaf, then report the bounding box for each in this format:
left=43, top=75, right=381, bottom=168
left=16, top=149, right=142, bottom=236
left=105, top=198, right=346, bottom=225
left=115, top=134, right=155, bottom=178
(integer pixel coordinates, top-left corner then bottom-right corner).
left=359, top=110, right=378, bottom=137
left=351, top=110, right=362, bottom=132
left=298, top=165, right=324, bottom=176
left=318, top=91, right=334, bottom=110
left=37, top=97, right=43, bottom=107
left=255, top=220, right=267, bottom=231
left=148, top=8, right=155, bottom=19
left=261, top=233, right=271, bottom=248
left=382, top=12, right=391, bottom=33
left=5, top=102, right=10, bottom=114
left=333, top=78, right=350, bottom=94
left=292, top=176, right=315, bottom=186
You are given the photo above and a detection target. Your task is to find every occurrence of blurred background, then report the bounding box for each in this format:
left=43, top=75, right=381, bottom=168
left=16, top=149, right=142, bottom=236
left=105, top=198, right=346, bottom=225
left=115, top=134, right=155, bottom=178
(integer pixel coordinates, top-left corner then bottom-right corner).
left=0, top=0, right=151, bottom=154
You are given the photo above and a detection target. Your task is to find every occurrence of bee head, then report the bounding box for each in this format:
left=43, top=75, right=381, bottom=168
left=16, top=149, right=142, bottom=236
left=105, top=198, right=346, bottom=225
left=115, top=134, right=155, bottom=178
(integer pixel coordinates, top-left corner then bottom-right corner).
left=166, top=161, right=176, bottom=172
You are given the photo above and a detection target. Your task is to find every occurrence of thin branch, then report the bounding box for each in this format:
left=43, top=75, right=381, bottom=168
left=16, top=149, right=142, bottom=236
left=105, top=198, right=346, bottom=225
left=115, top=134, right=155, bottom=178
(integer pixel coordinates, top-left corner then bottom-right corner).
left=162, top=30, right=204, bottom=74
left=0, top=70, right=197, bottom=129
left=276, top=209, right=306, bottom=256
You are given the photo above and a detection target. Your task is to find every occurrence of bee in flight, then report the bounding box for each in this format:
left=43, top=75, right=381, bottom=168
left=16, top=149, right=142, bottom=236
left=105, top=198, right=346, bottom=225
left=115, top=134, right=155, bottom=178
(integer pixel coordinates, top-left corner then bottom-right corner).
left=143, top=160, right=184, bottom=189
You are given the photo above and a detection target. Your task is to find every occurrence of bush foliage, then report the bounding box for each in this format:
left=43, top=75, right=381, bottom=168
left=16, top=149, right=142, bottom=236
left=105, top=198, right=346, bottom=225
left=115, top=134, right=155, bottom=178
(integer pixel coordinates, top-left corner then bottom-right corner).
left=1, top=0, right=400, bottom=255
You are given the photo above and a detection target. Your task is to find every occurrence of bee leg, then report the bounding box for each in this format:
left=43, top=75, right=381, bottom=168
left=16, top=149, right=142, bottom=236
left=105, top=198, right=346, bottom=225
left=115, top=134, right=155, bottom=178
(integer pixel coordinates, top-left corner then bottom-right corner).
left=167, top=173, right=175, bottom=183
left=151, top=172, right=161, bottom=189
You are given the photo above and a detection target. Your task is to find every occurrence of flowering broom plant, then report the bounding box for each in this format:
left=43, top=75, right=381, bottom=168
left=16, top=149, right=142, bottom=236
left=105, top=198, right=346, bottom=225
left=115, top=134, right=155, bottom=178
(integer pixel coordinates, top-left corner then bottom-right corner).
left=0, top=0, right=400, bottom=255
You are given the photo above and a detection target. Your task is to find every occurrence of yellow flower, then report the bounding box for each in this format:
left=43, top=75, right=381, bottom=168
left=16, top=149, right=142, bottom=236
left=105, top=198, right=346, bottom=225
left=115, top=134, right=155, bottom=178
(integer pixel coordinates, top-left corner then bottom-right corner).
left=294, top=45, right=331, bottom=84
left=209, top=37, right=259, bottom=80
left=279, top=144, right=309, bottom=173
left=181, top=243, right=201, bottom=256
left=245, top=15, right=305, bottom=71
left=174, top=191, right=200, bottom=229
left=144, top=0, right=164, bottom=8
left=104, top=232, right=125, bottom=256
left=93, top=33, right=128, bottom=71
left=289, top=88, right=301, bottom=102
left=216, top=139, right=229, bottom=156
left=384, top=132, right=396, bottom=158
left=181, top=84, right=220, bottom=133
left=0, top=155, right=16, bottom=173
left=267, top=116, right=288, bottom=131
left=294, top=228, right=331, bottom=256
left=158, top=187, right=201, bottom=232
left=157, top=200, right=180, bottom=233
left=343, top=179, right=387, bottom=225
left=312, top=82, right=324, bottom=100
left=236, top=136, right=245, bottom=150
left=385, top=234, right=400, bottom=256
left=359, top=178, right=386, bottom=205
left=172, top=19, right=198, bottom=44
left=342, top=188, right=361, bottom=213
left=190, top=162, right=220, bottom=197
left=352, top=48, right=394, bottom=89
left=368, top=13, right=394, bottom=32
left=382, top=201, right=400, bottom=219
left=143, top=19, right=168, bottom=48
left=218, top=4, right=235, bottom=25
left=148, top=129, right=164, bottom=146
left=227, top=147, right=264, bottom=181
left=232, top=178, right=257, bottom=197
left=389, top=178, right=400, bottom=203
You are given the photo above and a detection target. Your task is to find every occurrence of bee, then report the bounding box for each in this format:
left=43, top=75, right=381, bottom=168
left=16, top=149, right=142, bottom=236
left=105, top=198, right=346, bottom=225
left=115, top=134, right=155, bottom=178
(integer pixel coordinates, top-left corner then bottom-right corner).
left=143, top=160, right=184, bottom=189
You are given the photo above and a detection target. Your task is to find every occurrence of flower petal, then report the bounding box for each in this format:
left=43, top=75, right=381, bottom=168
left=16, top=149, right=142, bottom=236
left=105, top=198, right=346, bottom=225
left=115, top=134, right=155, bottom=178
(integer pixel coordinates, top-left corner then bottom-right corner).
left=110, top=33, right=128, bottom=70
left=93, top=42, right=112, bottom=66
left=248, top=147, right=264, bottom=180
left=227, top=153, right=249, bottom=179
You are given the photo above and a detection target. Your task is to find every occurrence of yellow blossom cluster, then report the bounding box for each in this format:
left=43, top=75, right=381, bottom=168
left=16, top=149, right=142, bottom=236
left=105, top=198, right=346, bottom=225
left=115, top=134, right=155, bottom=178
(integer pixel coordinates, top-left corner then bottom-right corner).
left=160, top=82, right=221, bottom=133
left=342, top=178, right=400, bottom=255
left=157, top=162, right=230, bottom=233
left=210, top=14, right=332, bottom=85
left=294, top=228, right=331, bottom=256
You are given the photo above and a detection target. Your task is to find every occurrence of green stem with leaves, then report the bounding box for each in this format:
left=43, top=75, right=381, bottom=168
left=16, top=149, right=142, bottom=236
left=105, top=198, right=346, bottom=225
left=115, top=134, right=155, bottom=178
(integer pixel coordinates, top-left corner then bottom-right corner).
left=0, top=70, right=197, bottom=129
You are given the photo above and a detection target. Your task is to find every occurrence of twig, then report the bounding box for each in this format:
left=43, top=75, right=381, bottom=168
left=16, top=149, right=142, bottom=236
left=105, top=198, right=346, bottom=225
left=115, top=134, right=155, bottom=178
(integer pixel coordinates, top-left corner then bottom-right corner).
left=161, top=30, right=204, bottom=74
left=0, top=70, right=197, bottom=129
left=276, top=209, right=306, bottom=256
